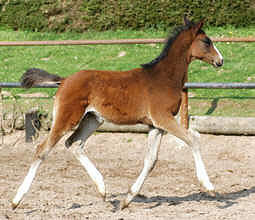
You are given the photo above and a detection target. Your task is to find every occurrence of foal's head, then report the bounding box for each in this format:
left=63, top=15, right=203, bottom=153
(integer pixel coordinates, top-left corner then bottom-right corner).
left=186, top=17, right=223, bottom=68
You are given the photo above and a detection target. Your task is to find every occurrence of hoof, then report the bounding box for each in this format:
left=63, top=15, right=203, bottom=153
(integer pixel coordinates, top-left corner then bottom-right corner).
left=100, top=193, right=106, bottom=202
left=207, top=190, right=217, bottom=197
left=199, top=180, right=215, bottom=194
left=11, top=202, right=18, bottom=210
left=120, top=192, right=133, bottom=210
left=98, top=187, right=106, bottom=202
left=119, top=200, right=129, bottom=210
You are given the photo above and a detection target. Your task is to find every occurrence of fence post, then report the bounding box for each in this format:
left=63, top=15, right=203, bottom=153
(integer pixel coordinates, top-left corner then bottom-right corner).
left=180, top=88, right=189, bottom=129
left=0, top=88, right=3, bottom=144
left=25, top=110, right=41, bottom=142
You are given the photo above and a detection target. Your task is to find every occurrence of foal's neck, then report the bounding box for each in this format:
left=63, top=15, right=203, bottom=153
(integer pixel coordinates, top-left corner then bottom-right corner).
left=154, top=32, right=193, bottom=88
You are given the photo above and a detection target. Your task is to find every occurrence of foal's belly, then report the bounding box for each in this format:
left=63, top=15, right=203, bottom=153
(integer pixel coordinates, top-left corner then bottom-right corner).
left=93, top=102, right=143, bottom=125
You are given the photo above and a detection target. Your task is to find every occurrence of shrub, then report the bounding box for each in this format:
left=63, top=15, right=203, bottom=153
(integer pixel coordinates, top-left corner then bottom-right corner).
left=0, top=0, right=254, bottom=32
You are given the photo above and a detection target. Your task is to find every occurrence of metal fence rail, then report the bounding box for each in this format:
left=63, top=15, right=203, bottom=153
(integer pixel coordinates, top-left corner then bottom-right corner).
left=184, top=82, right=255, bottom=89
left=2, top=82, right=255, bottom=89
left=0, top=82, right=58, bottom=88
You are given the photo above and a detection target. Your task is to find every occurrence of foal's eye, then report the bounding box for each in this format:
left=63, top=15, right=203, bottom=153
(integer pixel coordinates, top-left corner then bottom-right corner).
left=202, top=38, right=211, bottom=47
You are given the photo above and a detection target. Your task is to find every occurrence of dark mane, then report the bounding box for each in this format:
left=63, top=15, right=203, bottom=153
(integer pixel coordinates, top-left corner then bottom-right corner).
left=141, top=21, right=196, bottom=69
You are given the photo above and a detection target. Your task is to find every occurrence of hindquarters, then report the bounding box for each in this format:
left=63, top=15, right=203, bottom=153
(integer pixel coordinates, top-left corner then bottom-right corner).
left=50, top=75, right=91, bottom=138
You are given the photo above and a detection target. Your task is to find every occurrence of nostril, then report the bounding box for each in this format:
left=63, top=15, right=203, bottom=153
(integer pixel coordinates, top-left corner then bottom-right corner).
left=217, top=59, right=223, bottom=67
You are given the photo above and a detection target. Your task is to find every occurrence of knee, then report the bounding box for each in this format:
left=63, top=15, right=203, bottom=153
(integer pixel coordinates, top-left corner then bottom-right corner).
left=34, top=140, right=50, bottom=160
left=189, top=128, right=201, bottom=139
left=72, top=145, right=84, bottom=157
left=188, top=128, right=201, bottom=144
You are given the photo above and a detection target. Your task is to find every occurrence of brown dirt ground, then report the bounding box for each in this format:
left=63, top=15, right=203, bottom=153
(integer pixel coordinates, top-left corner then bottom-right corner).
left=1, top=130, right=255, bottom=219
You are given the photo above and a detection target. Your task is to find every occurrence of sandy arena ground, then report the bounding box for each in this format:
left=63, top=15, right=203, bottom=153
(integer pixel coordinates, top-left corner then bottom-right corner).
left=1, top=130, right=255, bottom=219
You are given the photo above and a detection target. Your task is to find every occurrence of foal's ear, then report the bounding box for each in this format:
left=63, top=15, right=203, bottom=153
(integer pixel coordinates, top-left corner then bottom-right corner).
left=183, top=15, right=191, bottom=25
left=193, top=19, right=205, bottom=35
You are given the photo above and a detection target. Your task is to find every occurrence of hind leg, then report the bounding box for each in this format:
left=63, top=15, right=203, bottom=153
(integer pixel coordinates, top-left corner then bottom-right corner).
left=12, top=98, right=83, bottom=209
left=12, top=159, right=41, bottom=209
left=69, top=113, right=106, bottom=199
left=12, top=131, right=63, bottom=209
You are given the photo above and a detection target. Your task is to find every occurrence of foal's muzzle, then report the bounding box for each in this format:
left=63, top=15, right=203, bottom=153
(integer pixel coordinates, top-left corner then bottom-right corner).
left=214, top=59, right=224, bottom=67
left=212, top=45, right=223, bottom=68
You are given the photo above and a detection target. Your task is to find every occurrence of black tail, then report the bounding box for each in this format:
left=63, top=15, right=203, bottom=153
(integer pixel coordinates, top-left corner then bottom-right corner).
left=20, top=68, right=64, bottom=88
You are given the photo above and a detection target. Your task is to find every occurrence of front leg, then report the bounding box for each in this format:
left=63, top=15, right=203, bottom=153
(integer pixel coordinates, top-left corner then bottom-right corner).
left=151, top=113, right=214, bottom=193
left=121, top=127, right=163, bottom=209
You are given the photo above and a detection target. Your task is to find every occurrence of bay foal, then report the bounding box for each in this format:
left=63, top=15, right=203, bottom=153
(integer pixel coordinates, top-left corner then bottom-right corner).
left=12, top=17, right=223, bottom=210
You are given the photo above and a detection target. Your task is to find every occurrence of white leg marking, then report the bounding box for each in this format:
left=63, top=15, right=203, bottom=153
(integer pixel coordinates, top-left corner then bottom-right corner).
left=70, top=112, right=105, bottom=197
left=189, top=129, right=214, bottom=191
left=12, top=159, right=42, bottom=207
left=131, top=128, right=162, bottom=193
left=192, top=149, right=214, bottom=191
left=123, top=128, right=163, bottom=208
left=66, top=111, right=106, bottom=199
left=74, top=147, right=105, bottom=197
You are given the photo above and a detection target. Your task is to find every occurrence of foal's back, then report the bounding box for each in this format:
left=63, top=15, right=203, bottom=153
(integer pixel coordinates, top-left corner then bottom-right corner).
left=56, top=68, right=152, bottom=125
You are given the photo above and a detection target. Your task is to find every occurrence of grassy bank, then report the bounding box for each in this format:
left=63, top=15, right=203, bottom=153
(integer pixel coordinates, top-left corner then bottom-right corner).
left=1, top=26, right=255, bottom=117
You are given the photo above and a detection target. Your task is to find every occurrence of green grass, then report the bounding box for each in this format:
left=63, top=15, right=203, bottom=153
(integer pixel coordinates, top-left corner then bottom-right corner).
left=1, top=26, right=255, bottom=117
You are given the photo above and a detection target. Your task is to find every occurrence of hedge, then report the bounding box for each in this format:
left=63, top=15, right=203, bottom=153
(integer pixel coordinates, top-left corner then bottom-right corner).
left=0, top=0, right=254, bottom=32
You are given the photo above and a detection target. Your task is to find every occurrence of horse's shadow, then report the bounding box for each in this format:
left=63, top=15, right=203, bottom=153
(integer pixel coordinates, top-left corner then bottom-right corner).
left=109, top=186, right=255, bottom=212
